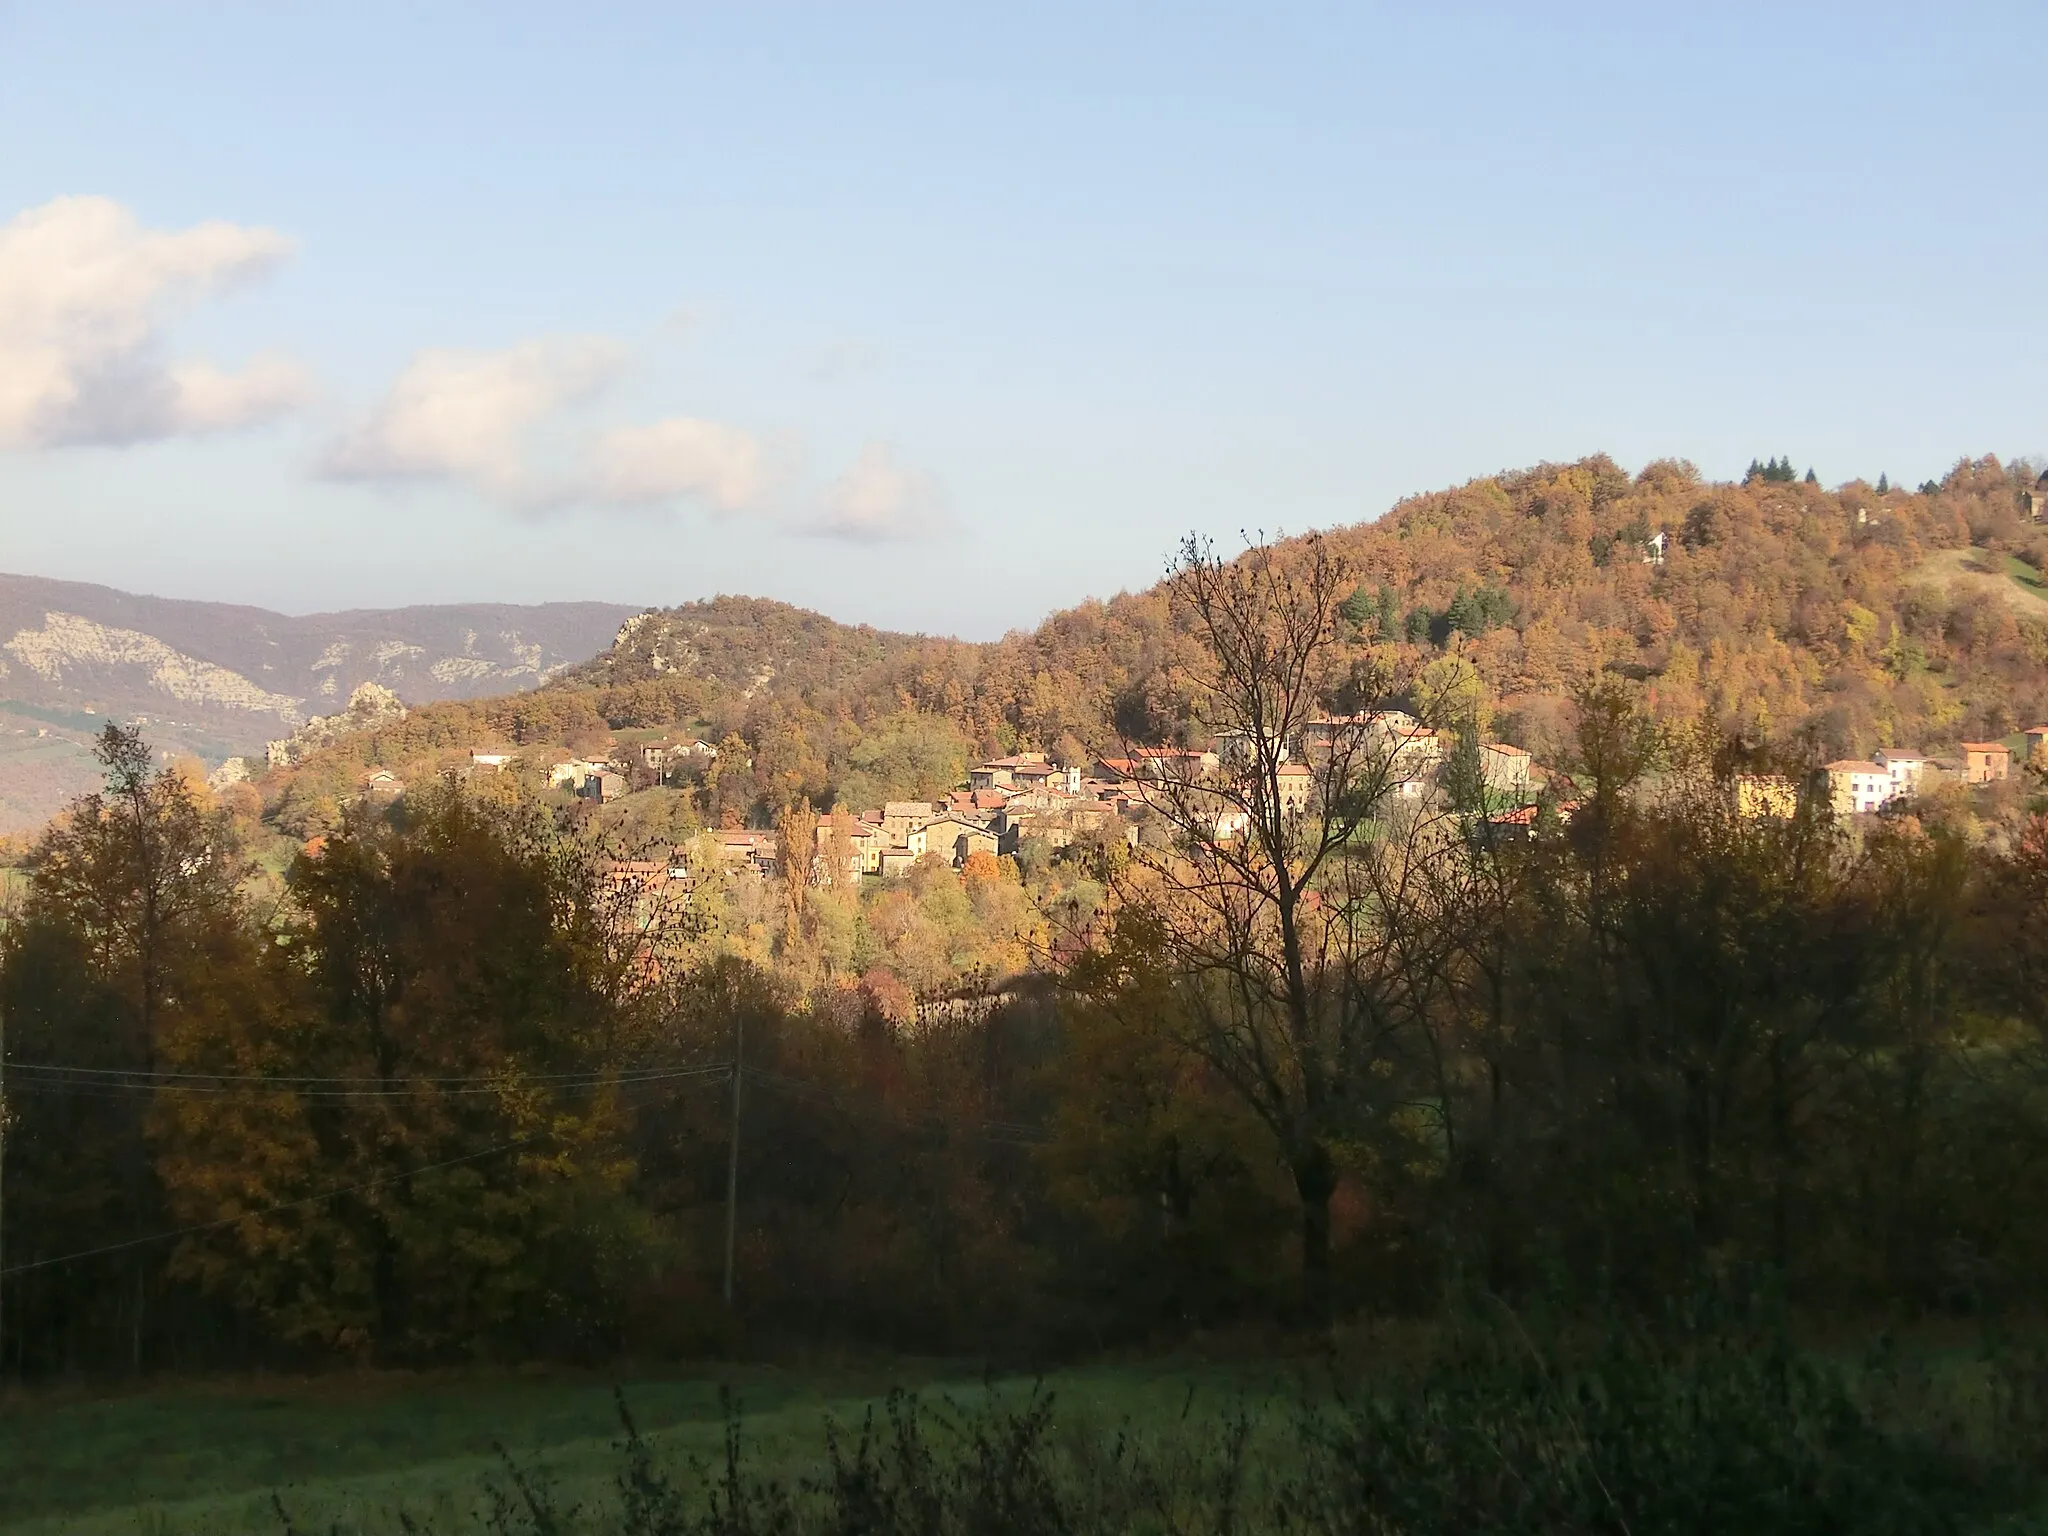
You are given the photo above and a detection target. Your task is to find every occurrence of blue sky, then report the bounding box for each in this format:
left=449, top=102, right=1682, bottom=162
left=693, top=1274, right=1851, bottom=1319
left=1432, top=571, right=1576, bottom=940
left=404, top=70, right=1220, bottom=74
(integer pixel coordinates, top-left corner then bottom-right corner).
left=0, top=3, right=2042, bottom=639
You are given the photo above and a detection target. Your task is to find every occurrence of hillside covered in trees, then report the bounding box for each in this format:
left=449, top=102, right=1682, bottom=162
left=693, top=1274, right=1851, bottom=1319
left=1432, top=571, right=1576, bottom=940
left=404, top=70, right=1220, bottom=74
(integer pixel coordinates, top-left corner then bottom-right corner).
left=236, top=452, right=2048, bottom=837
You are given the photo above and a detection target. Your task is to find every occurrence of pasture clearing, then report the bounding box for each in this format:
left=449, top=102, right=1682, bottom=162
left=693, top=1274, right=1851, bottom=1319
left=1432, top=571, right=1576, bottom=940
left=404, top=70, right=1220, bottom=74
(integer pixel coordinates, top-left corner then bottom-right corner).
left=0, top=1359, right=1275, bottom=1535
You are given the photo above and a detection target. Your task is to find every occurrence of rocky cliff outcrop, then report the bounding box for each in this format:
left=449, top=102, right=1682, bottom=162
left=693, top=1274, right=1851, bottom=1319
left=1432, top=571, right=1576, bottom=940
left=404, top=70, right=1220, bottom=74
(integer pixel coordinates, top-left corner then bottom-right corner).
left=263, top=682, right=408, bottom=768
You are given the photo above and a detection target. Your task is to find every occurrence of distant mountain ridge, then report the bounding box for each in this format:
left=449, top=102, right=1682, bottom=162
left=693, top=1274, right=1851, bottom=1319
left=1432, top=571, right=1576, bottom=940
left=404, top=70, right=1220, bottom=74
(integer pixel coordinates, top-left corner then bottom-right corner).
left=0, top=572, right=641, bottom=831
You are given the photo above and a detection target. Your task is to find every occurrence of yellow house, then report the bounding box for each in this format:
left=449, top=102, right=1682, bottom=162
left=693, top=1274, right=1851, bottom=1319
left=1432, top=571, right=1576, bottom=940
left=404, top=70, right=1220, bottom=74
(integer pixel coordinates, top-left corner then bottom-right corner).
left=1734, top=774, right=1799, bottom=819
left=1961, top=741, right=2011, bottom=785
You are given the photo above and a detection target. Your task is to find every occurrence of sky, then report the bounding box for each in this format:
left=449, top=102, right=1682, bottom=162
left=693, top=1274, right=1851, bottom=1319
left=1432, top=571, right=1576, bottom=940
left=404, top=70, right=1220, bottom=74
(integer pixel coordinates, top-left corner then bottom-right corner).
left=0, top=3, right=2043, bottom=641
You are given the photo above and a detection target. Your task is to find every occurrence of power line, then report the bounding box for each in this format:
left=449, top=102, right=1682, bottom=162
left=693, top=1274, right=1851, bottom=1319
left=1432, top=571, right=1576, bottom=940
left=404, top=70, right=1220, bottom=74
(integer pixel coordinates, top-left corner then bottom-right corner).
left=0, top=1061, right=1052, bottom=1287
left=0, top=1075, right=731, bottom=1281
left=0, top=1134, right=544, bottom=1280
left=1, top=1059, right=724, bottom=1087
left=0, top=1063, right=730, bottom=1100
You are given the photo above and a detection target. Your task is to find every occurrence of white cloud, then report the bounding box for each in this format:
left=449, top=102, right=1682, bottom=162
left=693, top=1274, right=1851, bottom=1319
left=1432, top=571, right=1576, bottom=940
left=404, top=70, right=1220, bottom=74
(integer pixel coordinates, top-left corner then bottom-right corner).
left=812, top=441, right=941, bottom=541
left=587, top=417, right=765, bottom=510
left=322, top=337, right=624, bottom=501
left=0, top=194, right=309, bottom=447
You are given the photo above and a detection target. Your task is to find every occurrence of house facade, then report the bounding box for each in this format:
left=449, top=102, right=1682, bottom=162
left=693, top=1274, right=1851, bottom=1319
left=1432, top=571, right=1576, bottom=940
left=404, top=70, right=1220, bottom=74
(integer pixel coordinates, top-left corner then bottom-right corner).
left=969, top=753, right=1049, bottom=791
left=923, top=814, right=1000, bottom=867
left=1961, top=742, right=2011, bottom=784
left=1735, top=775, right=1799, bottom=819
left=1873, top=748, right=1926, bottom=793
left=882, top=800, right=938, bottom=843
left=1826, top=760, right=1894, bottom=814
left=1480, top=742, right=1534, bottom=799
left=1275, top=761, right=1314, bottom=814
left=577, top=770, right=627, bottom=803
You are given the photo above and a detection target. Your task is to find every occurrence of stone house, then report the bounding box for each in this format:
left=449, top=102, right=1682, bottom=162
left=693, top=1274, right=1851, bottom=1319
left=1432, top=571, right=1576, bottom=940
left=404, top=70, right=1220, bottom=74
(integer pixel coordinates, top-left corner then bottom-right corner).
left=360, top=768, right=405, bottom=801
left=922, top=813, right=1001, bottom=867
left=711, top=830, right=779, bottom=879
left=550, top=758, right=604, bottom=789
left=577, top=770, right=627, bottom=803
left=970, top=753, right=1049, bottom=790
left=882, top=800, right=939, bottom=843
left=2024, top=468, right=2048, bottom=523
left=877, top=845, right=923, bottom=878
left=1127, top=746, right=1220, bottom=780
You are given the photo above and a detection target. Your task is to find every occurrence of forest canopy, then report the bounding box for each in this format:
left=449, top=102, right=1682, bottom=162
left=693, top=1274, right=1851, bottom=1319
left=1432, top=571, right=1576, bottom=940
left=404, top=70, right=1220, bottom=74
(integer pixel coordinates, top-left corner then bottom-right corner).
left=235, top=454, right=2048, bottom=841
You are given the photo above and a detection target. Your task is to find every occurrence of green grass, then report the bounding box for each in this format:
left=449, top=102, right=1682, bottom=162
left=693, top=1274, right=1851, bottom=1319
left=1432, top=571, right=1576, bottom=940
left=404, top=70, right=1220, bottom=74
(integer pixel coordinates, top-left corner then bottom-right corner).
left=0, top=1359, right=1271, bottom=1535
left=3, top=1337, right=2034, bottom=1535
left=2004, top=554, right=2048, bottom=596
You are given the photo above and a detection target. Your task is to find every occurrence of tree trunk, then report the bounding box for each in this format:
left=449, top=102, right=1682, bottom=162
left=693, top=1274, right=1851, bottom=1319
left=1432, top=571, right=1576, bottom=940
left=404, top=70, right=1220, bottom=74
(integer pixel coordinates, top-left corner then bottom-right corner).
left=1293, top=1140, right=1337, bottom=1332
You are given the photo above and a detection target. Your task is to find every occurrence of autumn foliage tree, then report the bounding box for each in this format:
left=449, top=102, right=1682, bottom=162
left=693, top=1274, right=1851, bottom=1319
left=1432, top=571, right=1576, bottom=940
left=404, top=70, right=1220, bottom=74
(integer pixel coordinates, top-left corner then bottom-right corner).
left=152, top=785, right=660, bottom=1361
left=0, top=725, right=255, bottom=1373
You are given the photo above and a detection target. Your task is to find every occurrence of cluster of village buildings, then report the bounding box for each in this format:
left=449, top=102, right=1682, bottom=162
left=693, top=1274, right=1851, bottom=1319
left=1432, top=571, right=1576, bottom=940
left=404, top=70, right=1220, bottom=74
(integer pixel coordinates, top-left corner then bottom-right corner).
left=1818, top=732, right=2039, bottom=815
left=519, top=711, right=1554, bottom=885
left=325, top=712, right=2048, bottom=889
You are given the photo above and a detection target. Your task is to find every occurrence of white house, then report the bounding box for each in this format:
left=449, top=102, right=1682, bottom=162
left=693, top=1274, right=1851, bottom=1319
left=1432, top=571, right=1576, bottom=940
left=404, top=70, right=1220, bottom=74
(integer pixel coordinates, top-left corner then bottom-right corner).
left=1480, top=742, right=1534, bottom=799
left=1873, top=748, right=1926, bottom=795
left=1826, top=760, right=1894, bottom=815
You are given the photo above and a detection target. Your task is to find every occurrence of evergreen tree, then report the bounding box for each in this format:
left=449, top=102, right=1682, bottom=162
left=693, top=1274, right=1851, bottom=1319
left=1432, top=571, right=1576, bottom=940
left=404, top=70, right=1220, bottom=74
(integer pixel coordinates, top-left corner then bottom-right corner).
left=1377, top=584, right=1400, bottom=640
left=1876, top=473, right=1890, bottom=494
left=1339, top=585, right=1376, bottom=633
left=1804, top=467, right=1818, bottom=485
left=1446, top=587, right=1479, bottom=639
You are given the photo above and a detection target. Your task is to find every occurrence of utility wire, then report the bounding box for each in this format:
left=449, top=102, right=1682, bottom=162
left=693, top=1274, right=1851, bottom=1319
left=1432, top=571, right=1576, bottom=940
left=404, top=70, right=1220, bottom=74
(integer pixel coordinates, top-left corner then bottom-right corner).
left=1, top=1059, right=722, bottom=1087
left=0, top=1076, right=730, bottom=1280
left=0, top=1135, right=543, bottom=1280
left=0, top=1063, right=1053, bottom=1281
left=2, top=1062, right=730, bottom=1100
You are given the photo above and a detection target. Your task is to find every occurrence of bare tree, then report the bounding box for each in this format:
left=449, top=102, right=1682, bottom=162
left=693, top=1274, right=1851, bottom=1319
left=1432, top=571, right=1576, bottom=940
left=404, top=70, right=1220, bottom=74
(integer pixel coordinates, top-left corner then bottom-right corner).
left=1106, top=534, right=1459, bottom=1327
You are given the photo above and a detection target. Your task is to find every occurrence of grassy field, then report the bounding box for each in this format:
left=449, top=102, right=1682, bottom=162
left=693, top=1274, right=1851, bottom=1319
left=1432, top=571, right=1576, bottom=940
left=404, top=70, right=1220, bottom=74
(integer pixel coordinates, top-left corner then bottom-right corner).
left=0, top=1358, right=1281, bottom=1535
left=3, top=1334, right=2038, bottom=1535
left=2005, top=553, right=2048, bottom=598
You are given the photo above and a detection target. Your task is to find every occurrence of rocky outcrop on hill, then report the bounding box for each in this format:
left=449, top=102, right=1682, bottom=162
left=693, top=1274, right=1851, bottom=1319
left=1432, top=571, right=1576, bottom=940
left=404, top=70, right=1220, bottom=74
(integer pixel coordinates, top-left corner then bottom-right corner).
left=263, top=682, right=408, bottom=768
